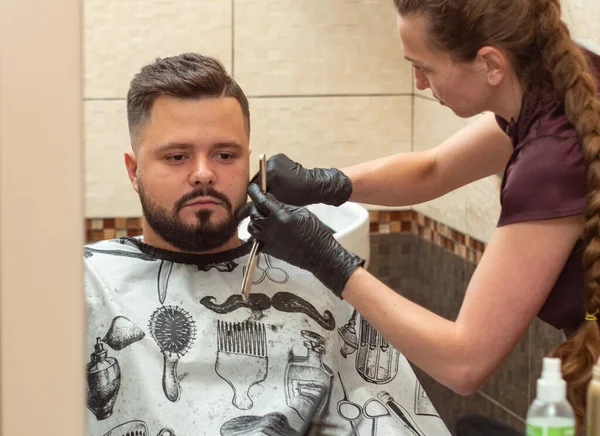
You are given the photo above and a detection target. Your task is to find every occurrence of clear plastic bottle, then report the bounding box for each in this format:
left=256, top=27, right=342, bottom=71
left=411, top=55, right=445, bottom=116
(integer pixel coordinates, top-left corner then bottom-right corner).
left=587, top=357, right=600, bottom=436
left=526, top=357, right=575, bottom=436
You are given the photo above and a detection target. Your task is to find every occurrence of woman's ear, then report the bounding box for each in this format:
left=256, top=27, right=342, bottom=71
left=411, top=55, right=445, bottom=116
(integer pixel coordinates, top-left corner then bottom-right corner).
left=124, top=151, right=139, bottom=193
left=477, top=46, right=509, bottom=87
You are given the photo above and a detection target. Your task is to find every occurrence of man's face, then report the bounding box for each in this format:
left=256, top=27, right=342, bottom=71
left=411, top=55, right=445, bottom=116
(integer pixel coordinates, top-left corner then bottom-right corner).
left=125, top=95, right=250, bottom=253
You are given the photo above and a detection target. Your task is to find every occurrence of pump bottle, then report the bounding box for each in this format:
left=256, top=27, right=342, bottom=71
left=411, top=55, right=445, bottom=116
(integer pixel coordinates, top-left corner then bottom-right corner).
left=526, top=357, right=575, bottom=436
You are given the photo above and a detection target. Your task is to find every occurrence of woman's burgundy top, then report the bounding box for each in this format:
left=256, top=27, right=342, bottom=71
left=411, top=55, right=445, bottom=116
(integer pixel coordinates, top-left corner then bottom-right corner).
left=495, top=48, right=600, bottom=335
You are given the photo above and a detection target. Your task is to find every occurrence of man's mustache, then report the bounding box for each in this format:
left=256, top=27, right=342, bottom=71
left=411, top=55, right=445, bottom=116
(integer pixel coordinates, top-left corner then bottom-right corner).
left=174, top=186, right=233, bottom=214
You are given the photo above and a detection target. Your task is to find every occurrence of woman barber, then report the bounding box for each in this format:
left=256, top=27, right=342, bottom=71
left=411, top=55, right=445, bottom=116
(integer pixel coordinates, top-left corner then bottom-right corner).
left=240, top=0, right=600, bottom=430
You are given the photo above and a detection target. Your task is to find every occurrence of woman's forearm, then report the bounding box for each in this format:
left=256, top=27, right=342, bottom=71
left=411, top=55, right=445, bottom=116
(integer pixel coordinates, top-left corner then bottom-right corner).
left=341, top=267, right=485, bottom=395
left=341, top=114, right=512, bottom=207
left=341, top=150, right=440, bottom=207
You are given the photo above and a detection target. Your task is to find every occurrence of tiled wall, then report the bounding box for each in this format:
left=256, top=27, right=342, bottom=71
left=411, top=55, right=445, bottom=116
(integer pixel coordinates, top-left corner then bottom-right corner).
left=84, top=0, right=413, bottom=219
left=85, top=210, right=487, bottom=262
left=564, top=0, right=600, bottom=53
left=84, top=0, right=503, bottom=243
left=84, top=0, right=599, bottom=242
left=367, top=229, right=564, bottom=435
left=85, top=217, right=143, bottom=242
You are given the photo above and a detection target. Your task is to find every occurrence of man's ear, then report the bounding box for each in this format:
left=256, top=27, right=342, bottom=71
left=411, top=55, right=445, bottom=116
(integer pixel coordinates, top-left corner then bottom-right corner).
left=477, top=46, right=508, bottom=87
left=124, top=151, right=139, bottom=193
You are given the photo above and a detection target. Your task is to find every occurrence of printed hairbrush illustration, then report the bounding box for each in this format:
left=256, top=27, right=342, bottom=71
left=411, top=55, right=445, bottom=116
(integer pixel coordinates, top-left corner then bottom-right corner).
left=148, top=305, right=197, bottom=402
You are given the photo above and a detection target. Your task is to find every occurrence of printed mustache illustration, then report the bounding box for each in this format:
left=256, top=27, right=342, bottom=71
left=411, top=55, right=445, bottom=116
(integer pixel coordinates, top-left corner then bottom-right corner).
left=200, top=292, right=335, bottom=330
left=201, top=293, right=272, bottom=313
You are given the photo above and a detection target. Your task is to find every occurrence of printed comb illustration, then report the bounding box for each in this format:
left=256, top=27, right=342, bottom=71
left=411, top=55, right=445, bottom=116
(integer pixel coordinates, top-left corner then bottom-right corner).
left=216, top=320, right=268, bottom=410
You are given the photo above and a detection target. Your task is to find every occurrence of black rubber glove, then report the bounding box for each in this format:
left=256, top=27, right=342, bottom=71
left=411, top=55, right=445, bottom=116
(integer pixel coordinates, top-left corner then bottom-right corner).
left=239, top=154, right=352, bottom=221
left=246, top=184, right=365, bottom=297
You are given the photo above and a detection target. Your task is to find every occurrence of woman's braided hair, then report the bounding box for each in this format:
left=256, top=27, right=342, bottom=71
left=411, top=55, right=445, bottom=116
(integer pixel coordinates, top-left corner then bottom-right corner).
left=393, top=0, right=600, bottom=431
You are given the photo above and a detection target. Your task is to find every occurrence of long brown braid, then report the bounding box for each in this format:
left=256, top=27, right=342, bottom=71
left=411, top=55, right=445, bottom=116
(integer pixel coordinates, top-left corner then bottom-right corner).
left=393, top=0, right=600, bottom=431
left=535, top=0, right=600, bottom=431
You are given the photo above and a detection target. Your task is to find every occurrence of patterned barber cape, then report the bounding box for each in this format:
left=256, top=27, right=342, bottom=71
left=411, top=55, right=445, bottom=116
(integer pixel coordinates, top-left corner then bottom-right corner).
left=84, top=237, right=450, bottom=436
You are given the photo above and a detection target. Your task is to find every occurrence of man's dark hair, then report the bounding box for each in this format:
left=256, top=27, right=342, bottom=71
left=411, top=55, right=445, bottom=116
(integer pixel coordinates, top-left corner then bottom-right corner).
left=127, top=53, right=250, bottom=145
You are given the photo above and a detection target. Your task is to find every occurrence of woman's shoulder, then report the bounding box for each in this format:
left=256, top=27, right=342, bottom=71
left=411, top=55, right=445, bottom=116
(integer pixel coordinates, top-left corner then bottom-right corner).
left=498, top=129, right=586, bottom=226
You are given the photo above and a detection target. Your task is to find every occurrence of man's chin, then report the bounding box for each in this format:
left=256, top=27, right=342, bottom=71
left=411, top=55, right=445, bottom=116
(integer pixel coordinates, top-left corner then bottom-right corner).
left=181, top=214, right=240, bottom=234
left=187, top=215, right=235, bottom=230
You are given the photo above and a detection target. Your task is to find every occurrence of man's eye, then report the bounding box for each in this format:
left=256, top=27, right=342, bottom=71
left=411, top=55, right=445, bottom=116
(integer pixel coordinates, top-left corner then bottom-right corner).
left=167, top=154, right=186, bottom=161
left=216, top=153, right=234, bottom=160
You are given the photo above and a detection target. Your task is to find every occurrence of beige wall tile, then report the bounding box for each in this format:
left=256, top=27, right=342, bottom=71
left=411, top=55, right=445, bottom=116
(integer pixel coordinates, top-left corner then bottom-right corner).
left=234, top=0, right=411, bottom=95
left=563, top=1, right=600, bottom=49
left=413, top=187, right=468, bottom=234
left=466, top=176, right=502, bottom=243
left=247, top=96, right=412, bottom=175
left=411, top=96, right=484, bottom=233
left=85, top=100, right=142, bottom=217
left=415, top=88, right=435, bottom=99
left=84, top=0, right=232, bottom=99
left=413, top=96, right=480, bottom=151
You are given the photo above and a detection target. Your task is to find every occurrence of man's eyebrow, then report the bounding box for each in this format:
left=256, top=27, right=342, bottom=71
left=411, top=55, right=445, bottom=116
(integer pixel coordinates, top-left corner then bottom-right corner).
left=156, top=142, right=194, bottom=153
left=213, top=142, right=245, bottom=152
left=155, top=142, right=245, bottom=152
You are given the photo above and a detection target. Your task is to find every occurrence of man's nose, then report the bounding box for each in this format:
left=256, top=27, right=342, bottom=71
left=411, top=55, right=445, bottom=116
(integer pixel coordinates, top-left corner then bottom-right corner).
left=189, top=156, right=215, bottom=186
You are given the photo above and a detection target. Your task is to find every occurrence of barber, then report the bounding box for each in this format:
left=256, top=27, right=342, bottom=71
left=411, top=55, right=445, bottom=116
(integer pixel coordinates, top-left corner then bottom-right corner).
left=240, top=0, right=600, bottom=431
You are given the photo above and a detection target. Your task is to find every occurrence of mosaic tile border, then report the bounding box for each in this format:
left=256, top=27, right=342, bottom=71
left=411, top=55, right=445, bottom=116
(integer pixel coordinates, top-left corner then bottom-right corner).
left=85, top=217, right=143, bottom=242
left=85, top=210, right=487, bottom=263
left=368, top=210, right=486, bottom=264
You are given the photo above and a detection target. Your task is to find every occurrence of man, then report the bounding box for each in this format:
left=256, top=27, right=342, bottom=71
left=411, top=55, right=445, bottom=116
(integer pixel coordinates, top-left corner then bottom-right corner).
left=84, top=53, right=450, bottom=436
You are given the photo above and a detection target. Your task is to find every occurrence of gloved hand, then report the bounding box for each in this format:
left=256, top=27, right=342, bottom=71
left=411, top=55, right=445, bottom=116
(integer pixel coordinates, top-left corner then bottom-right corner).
left=246, top=184, right=365, bottom=297
left=238, top=154, right=352, bottom=221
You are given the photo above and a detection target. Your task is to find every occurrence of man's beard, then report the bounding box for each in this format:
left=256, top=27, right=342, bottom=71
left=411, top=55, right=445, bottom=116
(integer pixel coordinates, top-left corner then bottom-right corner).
left=138, top=182, right=242, bottom=252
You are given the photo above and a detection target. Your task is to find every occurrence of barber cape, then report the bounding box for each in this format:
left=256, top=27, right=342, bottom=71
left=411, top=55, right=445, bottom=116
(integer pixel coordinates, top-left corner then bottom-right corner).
left=84, top=237, right=450, bottom=436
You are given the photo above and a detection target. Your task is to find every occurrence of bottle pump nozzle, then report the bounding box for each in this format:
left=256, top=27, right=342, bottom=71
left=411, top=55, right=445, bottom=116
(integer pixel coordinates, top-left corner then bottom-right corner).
left=537, top=357, right=567, bottom=403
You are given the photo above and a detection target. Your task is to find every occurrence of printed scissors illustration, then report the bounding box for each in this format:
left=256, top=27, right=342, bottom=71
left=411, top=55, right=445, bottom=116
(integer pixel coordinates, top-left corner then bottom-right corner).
left=244, top=253, right=289, bottom=285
